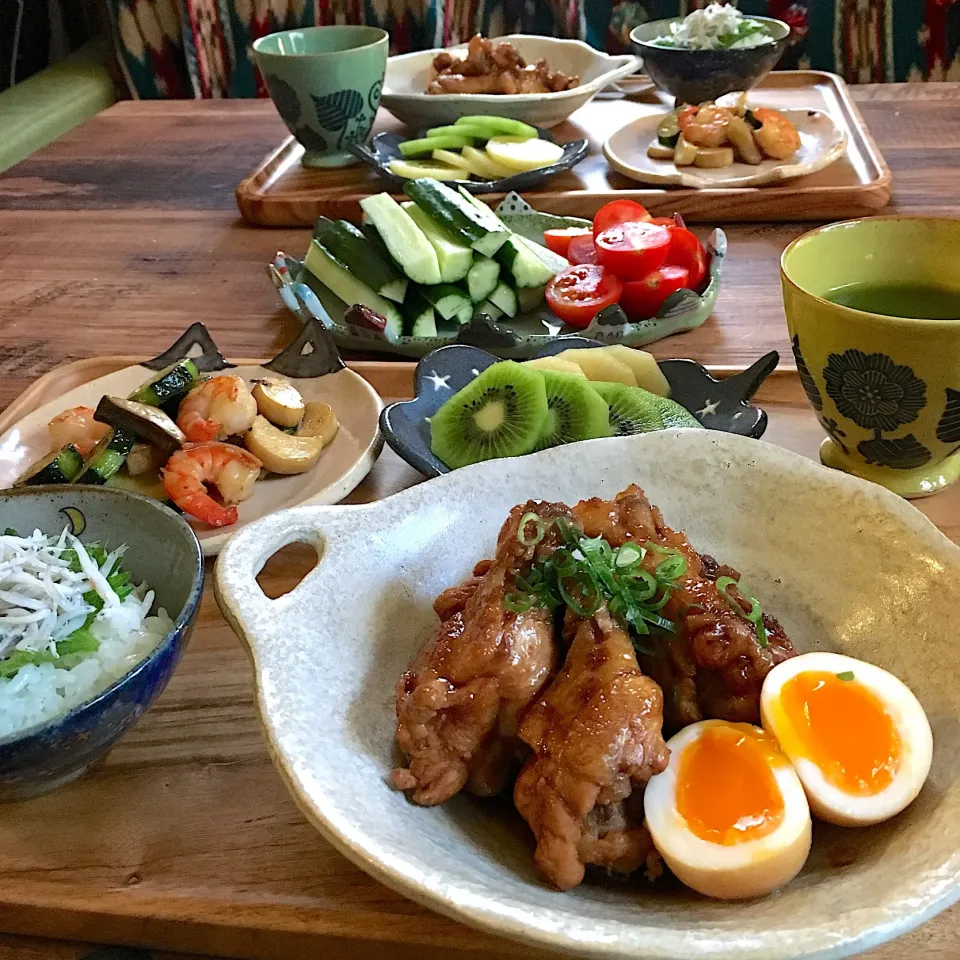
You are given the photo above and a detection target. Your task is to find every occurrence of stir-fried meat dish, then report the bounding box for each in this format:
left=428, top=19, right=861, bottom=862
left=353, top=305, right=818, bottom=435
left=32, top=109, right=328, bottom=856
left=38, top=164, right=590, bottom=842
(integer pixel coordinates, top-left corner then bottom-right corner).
left=426, top=35, right=580, bottom=96
left=393, top=501, right=573, bottom=805
left=515, top=608, right=669, bottom=890
left=573, top=485, right=796, bottom=732
left=393, top=484, right=797, bottom=888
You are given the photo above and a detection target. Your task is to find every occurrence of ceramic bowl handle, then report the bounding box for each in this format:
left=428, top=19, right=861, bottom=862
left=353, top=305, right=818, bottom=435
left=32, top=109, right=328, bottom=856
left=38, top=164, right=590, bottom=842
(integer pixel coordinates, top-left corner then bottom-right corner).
left=213, top=509, right=327, bottom=647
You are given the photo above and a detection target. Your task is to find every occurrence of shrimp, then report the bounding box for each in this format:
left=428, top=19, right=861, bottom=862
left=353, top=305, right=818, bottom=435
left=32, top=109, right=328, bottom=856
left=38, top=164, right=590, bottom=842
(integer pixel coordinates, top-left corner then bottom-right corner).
left=677, top=104, right=733, bottom=148
left=752, top=107, right=801, bottom=160
left=176, top=376, right=257, bottom=443
left=48, top=406, right=110, bottom=457
left=162, top=441, right=262, bottom=528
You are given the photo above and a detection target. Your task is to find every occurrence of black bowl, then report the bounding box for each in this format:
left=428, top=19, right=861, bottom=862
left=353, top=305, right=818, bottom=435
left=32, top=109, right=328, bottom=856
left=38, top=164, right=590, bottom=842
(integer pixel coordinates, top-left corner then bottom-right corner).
left=349, top=126, right=588, bottom=195
left=631, top=16, right=789, bottom=106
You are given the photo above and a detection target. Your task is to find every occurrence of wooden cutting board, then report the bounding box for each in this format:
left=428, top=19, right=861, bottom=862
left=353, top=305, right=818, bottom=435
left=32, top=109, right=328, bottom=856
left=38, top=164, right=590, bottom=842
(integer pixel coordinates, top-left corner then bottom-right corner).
left=235, top=71, right=891, bottom=226
left=0, top=359, right=955, bottom=960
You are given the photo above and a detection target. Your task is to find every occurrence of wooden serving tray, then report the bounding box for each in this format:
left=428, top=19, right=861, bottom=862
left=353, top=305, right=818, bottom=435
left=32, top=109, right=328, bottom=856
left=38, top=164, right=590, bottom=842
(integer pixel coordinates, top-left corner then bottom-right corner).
left=236, top=71, right=891, bottom=227
left=0, top=358, right=954, bottom=960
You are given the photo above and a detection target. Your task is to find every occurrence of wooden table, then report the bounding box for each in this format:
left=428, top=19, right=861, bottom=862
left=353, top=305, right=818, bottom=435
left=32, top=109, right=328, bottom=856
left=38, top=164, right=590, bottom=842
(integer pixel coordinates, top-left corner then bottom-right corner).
left=0, top=84, right=959, bottom=960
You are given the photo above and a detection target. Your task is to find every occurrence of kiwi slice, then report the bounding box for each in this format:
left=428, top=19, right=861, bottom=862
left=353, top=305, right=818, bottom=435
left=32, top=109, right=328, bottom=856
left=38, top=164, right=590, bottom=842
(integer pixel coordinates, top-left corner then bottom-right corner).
left=430, top=361, right=549, bottom=468
left=591, top=381, right=699, bottom=436
left=533, top=371, right=612, bottom=452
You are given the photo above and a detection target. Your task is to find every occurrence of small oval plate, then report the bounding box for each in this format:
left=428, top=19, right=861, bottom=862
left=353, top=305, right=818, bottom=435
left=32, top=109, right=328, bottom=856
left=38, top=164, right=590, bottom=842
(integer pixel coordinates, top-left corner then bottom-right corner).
left=380, top=338, right=779, bottom=477
left=604, top=108, right=846, bottom=189
left=350, top=126, right=588, bottom=195
left=0, top=322, right=383, bottom=556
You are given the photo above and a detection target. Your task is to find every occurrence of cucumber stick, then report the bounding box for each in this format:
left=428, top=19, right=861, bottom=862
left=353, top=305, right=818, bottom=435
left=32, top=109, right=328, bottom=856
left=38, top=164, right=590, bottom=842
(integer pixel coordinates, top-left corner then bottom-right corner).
left=313, top=217, right=408, bottom=303
left=359, top=193, right=442, bottom=285
left=414, top=283, right=472, bottom=322
left=516, top=285, right=546, bottom=313
left=401, top=201, right=473, bottom=283
left=304, top=240, right=403, bottom=342
left=466, top=257, right=500, bottom=303
left=488, top=282, right=518, bottom=318
left=402, top=288, right=438, bottom=338
left=478, top=300, right=504, bottom=322
left=404, top=179, right=509, bottom=257
left=494, top=236, right=557, bottom=288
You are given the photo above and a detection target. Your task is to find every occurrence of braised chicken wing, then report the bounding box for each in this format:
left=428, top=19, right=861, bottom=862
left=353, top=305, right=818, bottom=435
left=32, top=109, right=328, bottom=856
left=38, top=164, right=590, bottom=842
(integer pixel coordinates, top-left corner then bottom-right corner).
left=514, top=608, right=669, bottom=890
left=573, top=485, right=797, bottom=731
left=393, top=502, right=574, bottom=805
left=426, top=35, right=579, bottom=96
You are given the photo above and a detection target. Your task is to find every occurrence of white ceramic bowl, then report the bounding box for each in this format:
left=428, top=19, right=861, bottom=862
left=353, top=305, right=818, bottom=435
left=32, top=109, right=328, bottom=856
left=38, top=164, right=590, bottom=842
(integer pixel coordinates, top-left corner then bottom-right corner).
left=380, top=35, right=641, bottom=129
left=216, top=431, right=960, bottom=960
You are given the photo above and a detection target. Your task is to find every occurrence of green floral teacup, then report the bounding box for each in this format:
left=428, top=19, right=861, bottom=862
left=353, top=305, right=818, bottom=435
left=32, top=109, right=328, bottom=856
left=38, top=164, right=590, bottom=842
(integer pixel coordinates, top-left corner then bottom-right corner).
left=781, top=217, right=960, bottom=499
left=253, top=26, right=388, bottom=168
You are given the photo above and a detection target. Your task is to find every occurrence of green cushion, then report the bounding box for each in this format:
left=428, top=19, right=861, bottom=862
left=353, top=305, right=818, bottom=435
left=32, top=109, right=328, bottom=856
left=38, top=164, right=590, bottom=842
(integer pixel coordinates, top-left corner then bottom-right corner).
left=0, top=37, right=116, bottom=173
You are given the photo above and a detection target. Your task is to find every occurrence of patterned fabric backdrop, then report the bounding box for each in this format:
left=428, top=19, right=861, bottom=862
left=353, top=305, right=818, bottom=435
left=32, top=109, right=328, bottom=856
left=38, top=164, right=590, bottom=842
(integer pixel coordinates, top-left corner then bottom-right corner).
left=105, top=0, right=960, bottom=99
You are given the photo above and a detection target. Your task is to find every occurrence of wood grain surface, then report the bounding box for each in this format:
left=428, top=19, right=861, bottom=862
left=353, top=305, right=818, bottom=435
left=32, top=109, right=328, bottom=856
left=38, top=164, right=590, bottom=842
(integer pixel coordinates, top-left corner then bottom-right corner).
left=235, top=71, right=892, bottom=226
left=0, top=358, right=958, bottom=960
left=0, top=82, right=959, bottom=960
left=1, top=85, right=958, bottom=424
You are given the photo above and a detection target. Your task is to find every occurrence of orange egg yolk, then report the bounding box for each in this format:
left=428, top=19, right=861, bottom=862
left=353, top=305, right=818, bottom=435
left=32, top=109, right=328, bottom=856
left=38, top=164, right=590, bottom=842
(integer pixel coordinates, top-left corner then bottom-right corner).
left=779, top=671, right=901, bottom=795
left=676, top=723, right=785, bottom=845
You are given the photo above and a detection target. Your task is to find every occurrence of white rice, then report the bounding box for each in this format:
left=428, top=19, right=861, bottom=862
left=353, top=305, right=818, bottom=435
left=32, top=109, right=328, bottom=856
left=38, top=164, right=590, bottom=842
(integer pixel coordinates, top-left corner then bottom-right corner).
left=0, top=528, right=173, bottom=738
left=651, top=3, right=775, bottom=50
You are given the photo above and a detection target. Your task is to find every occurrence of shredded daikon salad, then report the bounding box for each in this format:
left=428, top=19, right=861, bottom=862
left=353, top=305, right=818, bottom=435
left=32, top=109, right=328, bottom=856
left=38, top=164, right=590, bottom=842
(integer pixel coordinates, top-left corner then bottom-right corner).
left=0, top=527, right=172, bottom=737
left=650, top=4, right=775, bottom=50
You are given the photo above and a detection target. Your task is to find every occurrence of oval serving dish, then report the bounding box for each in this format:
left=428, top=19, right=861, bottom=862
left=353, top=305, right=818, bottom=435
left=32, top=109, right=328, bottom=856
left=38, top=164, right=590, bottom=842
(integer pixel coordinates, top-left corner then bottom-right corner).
left=215, top=430, right=960, bottom=960
left=0, top=322, right=384, bottom=556
left=349, top=125, right=588, bottom=195
left=380, top=338, right=779, bottom=477
left=380, top=35, right=641, bottom=129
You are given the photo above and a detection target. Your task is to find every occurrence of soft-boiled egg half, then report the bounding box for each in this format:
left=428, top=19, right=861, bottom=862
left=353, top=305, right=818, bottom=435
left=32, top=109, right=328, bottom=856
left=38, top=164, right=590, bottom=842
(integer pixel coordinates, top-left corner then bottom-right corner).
left=761, top=652, right=932, bottom=827
left=644, top=720, right=812, bottom=899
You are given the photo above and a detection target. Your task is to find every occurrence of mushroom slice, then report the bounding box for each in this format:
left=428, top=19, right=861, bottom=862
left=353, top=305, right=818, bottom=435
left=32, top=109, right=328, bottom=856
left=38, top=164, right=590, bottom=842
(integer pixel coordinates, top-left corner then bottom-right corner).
left=297, top=402, right=339, bottom=447
left=243, top=415, right=324, bottom=475
left=251, top=378, right=305, bottom=428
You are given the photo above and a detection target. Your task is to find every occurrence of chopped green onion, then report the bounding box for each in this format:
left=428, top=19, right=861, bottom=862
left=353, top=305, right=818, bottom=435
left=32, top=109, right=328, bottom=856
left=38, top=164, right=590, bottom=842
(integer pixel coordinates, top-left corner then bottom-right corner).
left=503, top=592, right=533, bottom=613
left=716, top=576, right=767, bottom=647
left=3, top=528, right=17, bottom=537
left=517, top=512, right=545, bottom=547
left=655, top=553, right=687, bottom=582
left=558, top=570, right=601, bottom=618
left=837, top=670, right=855, bottom=682
left=614, top=543, right=644, bottom=569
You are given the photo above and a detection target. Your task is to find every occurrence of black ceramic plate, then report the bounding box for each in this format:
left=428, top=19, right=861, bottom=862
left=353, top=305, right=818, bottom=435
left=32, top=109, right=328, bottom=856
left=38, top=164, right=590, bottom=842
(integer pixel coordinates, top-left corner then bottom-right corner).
left=349, top=126, right=589, bottom=194
left=380, top=339, right=779, bottom=478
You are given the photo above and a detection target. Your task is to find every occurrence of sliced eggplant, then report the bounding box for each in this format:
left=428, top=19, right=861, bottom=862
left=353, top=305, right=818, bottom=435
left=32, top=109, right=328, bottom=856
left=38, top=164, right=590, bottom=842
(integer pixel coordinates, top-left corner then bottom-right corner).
left=15, top=445, right=84, bottom=486
left=251, top=378, right=305, bottom=429
left=95, top=396, right=185, bottom=455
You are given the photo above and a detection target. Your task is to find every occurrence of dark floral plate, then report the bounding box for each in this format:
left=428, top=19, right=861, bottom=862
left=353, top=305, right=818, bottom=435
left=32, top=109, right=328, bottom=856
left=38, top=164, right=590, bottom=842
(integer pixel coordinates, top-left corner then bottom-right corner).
left=270, top=193, right=726, bottom=360
left=349, top=126, right=589, bottom=194
left=380, top=338, right=779, bottom=477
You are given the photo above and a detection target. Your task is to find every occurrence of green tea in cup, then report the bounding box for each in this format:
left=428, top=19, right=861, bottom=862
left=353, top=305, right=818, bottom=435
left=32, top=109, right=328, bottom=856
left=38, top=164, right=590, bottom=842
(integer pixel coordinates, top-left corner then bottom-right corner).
left=781, top=216, right=960, bottom=499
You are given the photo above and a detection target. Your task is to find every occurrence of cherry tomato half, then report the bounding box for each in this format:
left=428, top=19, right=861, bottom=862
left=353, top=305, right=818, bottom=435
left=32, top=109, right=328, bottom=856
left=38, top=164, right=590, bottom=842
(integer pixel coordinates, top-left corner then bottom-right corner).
left=595, top=220, right=671, bottom=282
left=664, top=226, right=708, bottom=291
left=619, top=265, right=691, bottom=321
left=545, top=264, right=622, bottom=329
left=567, top=233, right=599, bottom=265
left=543, top=226, right=593, bottom=258
left=592, top=199, right=652, bottom=239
